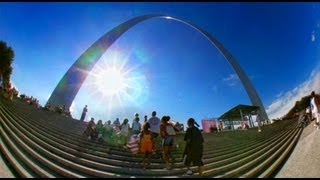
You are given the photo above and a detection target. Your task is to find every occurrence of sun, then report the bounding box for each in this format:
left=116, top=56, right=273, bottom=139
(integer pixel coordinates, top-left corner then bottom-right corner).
left=85, top=51, right=149, bottom=113
left=94, top=67, right=126, bottom=96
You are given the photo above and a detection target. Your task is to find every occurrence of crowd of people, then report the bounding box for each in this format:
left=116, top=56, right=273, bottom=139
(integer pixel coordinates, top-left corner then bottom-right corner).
left=20, top=94, right=40, bottom=108
left=0, top=81, right=72, bottom=118
left=81, top=110, right=204, bottom=175
left=44, top=101, right=72, bottom=118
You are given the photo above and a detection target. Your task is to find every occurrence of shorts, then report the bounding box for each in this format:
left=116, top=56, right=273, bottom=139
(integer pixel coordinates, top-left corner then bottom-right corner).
left=162, top=136, right=174, bottom=146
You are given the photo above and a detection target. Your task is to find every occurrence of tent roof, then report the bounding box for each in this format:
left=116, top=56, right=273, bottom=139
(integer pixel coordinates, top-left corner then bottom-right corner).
left=219, top=104, right=260, bottom=121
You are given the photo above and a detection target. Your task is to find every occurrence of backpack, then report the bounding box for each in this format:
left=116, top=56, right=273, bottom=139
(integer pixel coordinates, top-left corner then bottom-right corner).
left=166, top=124, right=176, bottom=136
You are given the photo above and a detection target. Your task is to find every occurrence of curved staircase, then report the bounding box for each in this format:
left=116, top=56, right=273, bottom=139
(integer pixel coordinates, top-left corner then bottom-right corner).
left=0, top=96, right=302, bottom=178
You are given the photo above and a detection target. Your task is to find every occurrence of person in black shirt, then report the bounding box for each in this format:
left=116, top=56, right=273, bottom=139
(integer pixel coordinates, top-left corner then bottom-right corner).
left=183, top=118, right=204, bottom=176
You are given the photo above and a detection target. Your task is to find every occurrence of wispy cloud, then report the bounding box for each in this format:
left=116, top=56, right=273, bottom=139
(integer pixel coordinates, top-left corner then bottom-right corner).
left=211, top=85, right=218, bottom=92
left=223, top=73, right=239, bottom=87
left=276, top=91, right=284, bottom=98
left=10, top=81, right=19, bottom=92
left=311, top=30, right=316, bottom=42
left=266, top=67, right=320, bottom=120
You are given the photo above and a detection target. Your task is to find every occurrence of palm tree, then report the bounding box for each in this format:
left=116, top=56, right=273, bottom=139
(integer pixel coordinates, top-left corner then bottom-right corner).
left=0, top=40, right=14, bottom=89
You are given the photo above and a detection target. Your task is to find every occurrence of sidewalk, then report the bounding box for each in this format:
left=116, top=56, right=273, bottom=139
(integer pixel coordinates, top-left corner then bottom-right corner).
left=276, top=121, right=320, bottom=178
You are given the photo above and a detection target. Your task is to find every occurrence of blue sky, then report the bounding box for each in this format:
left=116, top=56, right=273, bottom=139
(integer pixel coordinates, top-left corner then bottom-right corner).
left=1, top=2, right=320, bottom=128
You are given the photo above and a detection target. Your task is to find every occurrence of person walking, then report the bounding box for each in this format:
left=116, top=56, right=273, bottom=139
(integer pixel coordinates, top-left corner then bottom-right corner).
left=310, top=91, right=320, bottom=130
left=148, top=111, right=161, bottom=153
left=160, top=116, right=178, bottom=170
left=183, top=118, right=204, bottom=176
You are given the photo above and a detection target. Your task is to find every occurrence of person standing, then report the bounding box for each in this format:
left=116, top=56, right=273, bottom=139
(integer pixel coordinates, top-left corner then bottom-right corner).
left=310, top=91, right=320, bottom=130
left=95, top=120, right=104, bottom=143
left=103, top=120, right=113, bottom=143
left=120, top=118, right=130, bottom=148
left=113, top=118, right=121, bottom=132
left=160, top=116, right=178, bottom=170
left=256, top=112, right=262, bottom=132
left=139, top=122, right=153, bottom=169
left=80, top=105, right=88, bottom=121
left=183, top=118, right=204, bottom=176
left=144, top=115, right=148, bottom=123
left=83, top=117, right=96, bottom=140
left=142, top=115, right=148, bottom=131
left=148, top=111, right=161, bottom=153
left=132, top=113, right=141, bottom=135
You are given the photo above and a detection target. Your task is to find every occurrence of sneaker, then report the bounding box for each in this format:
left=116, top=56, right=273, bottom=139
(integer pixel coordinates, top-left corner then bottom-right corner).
left=186, top=170, right=193, bottom=175
left=258, top=129, right=262, bottom=133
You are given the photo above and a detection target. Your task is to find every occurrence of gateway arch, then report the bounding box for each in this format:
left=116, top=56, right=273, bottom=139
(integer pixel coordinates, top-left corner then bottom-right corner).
left=47, top=14, right=269, bottom=121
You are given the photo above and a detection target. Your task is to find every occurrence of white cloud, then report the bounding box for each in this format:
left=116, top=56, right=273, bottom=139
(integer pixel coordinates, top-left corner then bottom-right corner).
left=211, top=85, right=218, bottom=92
left=311, top=31, right=316, bottom=42
left=223, top=73, right=239, bottom=87
left=266, top=68, right=320, bottom=120
left=276, top=91, right=284, bottom=98
left=70, top=101, right=80, bottom=120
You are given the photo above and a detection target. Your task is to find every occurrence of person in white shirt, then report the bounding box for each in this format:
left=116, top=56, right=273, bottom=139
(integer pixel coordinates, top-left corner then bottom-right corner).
left=310, top=91, right=320, bottom=130
left=256, top=112, right=262, bottom=132
left=148, top=111, right=161, bottom=152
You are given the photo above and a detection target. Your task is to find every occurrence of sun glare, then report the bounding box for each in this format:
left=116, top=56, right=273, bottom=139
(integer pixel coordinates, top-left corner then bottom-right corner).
left=83, top=50, right=150, bottom=118
left=95, top=67, right=126, bottom=96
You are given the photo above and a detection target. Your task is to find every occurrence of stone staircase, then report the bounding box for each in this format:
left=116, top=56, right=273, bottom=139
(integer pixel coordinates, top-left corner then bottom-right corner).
left=0, top=96, right=302, bottom=178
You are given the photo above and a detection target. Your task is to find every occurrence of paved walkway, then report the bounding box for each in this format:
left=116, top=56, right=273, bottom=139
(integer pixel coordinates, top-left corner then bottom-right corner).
left=276, top=121, right=320, bottom=178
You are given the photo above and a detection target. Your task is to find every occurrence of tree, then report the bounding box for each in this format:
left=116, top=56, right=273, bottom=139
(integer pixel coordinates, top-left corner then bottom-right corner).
left=0, top=41, right=14, bottom=89
left=284, top=95, right=312, bottom=119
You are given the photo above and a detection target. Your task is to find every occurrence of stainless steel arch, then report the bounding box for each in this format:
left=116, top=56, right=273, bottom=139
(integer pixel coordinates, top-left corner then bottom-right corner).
left=47, top=14, right=269, bottom=121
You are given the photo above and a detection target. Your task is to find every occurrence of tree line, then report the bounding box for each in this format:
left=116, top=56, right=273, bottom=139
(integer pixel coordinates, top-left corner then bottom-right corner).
left=0, top=40, right=14, bottom=89
left=283, top=95, right=311, bottom=119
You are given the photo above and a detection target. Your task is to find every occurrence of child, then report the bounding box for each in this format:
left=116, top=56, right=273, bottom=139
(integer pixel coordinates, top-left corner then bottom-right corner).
left=139, top=122, right=153, bottom=169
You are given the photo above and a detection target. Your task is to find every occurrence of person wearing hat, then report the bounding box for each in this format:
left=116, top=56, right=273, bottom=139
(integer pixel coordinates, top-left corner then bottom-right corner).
left=132, top=113, right=141, bottom=135
left=183, top=118, right=204, bottom=176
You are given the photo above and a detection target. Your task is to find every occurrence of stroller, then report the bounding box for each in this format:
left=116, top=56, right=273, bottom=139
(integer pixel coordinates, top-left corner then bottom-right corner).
left=298, top=112, right=309, bottom=128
